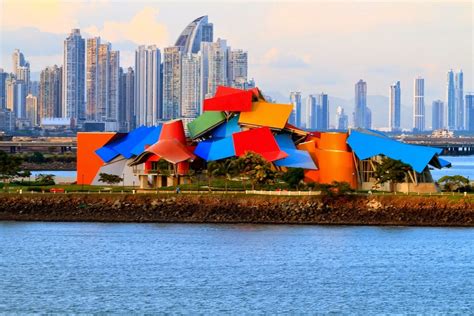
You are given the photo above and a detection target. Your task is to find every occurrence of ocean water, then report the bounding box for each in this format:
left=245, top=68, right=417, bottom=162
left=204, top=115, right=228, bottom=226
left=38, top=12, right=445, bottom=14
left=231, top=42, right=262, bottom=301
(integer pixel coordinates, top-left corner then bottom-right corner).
left=1, top=223, right=472, bottom=314
left=431, top=155, right=474, bottom=180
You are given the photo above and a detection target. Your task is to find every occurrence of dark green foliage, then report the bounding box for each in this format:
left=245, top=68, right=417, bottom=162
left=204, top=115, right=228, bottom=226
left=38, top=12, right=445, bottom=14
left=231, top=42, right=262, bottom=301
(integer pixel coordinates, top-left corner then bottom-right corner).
left=373, top=157, right=411, bottom=190
left=0, top=151, right=24, bottom=184
left=235, top=152, right=278, bottom=190
left=281, top=168, right=305, bottom=189
left=35, top=174, right=56, bottom=186
left=438, top=175, right=470, bottom=192
left=28, top=152, right=46, bottom=163
left=98, top=173, right=123, bottom=185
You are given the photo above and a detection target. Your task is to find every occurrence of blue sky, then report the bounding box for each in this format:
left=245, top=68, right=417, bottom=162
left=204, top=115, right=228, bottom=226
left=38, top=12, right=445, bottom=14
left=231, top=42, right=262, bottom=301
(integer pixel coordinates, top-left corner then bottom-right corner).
left=1, top=0, right=472, bottom=128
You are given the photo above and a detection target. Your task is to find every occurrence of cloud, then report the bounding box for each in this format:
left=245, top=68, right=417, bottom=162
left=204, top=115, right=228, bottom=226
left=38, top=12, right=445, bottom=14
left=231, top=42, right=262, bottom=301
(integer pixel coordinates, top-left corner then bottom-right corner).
left=83, top=7, right=168, bottom=46
left=259, top=48, right=309, bottom=68
left=1, top=0, right=85, bottom=33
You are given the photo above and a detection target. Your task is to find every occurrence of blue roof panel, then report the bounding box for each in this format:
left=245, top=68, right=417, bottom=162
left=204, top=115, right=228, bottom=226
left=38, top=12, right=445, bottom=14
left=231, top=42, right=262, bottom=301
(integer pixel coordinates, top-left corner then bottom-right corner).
left=274, top=149, right=317, bottom=169
left=212, top=116, right=241, bottom=138
left=111, top=126, right=151, bottom=159
left=275, top=133, right=297, bottom=150
left=347, top=130, right=443, bottom=173
left=95, top=146, right=120, bottom=163
left=130, top=126, right=162, bottom=156
left=194, top=137, right=235, bottom=161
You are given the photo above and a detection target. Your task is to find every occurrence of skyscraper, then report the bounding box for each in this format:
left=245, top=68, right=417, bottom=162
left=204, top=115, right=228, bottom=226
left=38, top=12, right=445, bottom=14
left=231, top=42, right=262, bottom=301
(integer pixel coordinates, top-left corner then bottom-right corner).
left=432, top=100, right=444, bottom=131
left=413, top=77, right=425, bottom=131
left=336, top=106, right=349, bottom=130
left=63, top=29, right=85, bottom=122
left=228, top=49, right=248, bottom=88
left=455, top=70, right=464, bottom=130
left=181, top=53, right=201, bottom=118
left=119, top=67, right=134, bottom=131
left=39, top=65, right=62, bottom=120
left=0, top=69, right=7, bottom=109
left=162, top=46, right=182, bottom=120
left=318, top=93, right=329, bottom=130
left=5, top=75, right=26, bottom=119
left=202, top=39, right=229, bottom=99
left=306, top=95, right=318, bottom=130
left=26, top=94, right=38, bottom=126
left=466, top=93, right=474, bottom=132
left=134, top=45, right=161, bottom=126
left=354, top=79, right=368, bottom=128
left=12, top=49, right=25, bottom=76
left=289, top=91, right=302, bottom=127
left=446, top=70, right=455, bottom=130
left=389, top=81, right=401, bottom=131
left=175, top=16, right=213, bottom=54
left=86, top=37, right=100, bottom=121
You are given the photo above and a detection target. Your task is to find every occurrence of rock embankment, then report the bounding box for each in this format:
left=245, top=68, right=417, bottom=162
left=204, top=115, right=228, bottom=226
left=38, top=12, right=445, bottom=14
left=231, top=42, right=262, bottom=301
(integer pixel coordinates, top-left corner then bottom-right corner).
left=0, top=194, right=473, bottom=226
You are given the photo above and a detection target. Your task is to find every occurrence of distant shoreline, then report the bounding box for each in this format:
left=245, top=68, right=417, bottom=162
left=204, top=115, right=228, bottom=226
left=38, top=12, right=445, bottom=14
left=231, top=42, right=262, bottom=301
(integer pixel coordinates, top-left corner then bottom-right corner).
left=1, top=194, right=473, bottom=227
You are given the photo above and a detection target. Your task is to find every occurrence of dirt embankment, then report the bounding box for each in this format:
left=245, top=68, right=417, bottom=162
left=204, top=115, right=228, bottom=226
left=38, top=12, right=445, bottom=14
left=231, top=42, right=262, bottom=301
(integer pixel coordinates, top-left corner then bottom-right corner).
left=0, top=194, right=473, bottom=226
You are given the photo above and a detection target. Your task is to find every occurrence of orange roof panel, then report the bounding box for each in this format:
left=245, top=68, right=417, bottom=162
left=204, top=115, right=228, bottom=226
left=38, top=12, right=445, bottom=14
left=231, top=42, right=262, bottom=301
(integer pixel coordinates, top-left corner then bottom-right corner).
left=238, top=101, right=293, bottom=129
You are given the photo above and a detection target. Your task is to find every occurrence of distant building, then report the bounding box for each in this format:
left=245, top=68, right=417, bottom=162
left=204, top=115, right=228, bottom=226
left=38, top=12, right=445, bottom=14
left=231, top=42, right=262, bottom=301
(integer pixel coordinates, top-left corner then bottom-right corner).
left=175, top=15, right=213, bottom=54
left=6, top=76, right=26, bottom=119
left=446, top=70, right=455, bottom=130
left=134, top=45, right=161, bottom=126
left=455, top=70, right=464, bottom=130
left=39, top=65, right=62, bottom=120
left=431, top=100, right=444, bottom=130
left=118, top=67, right=134, bottom=132
left=0, top=69, right=7, bottom=108
left=336, top=106, right=348, bottom=130
left=0, top=108, right=15, bottom=132
left=228, top=49, right=248, bottom=88
left=63, top=29, right=86, bottom=122
left=413, top=77, right=425, bottom=131
left=389, top=81, right=401, bottom=131
left=181, top=53, right=201, bottom=118
left=318, top=93, right=329, bottom=130
left=202, top=39, right=229, bottom=99
left=26, top=94, right=38, bottom=126
left=86, top=37, right=100, bottom=121
left=306, top=95, right=318, bottom=130
left=162, top=46, right=182, bottom=120
left=466, top=93, right=474, bottom=132
left=289, top=91, right=302, bottom=127
left=354, top=79, right=369, bottom=128
left=432, top=100, right=444, bottom=131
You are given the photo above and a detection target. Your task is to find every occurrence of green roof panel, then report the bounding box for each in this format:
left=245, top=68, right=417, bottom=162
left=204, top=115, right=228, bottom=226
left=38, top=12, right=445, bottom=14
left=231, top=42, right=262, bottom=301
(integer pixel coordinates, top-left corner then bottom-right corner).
left=187, top=111, right=226, bottom=139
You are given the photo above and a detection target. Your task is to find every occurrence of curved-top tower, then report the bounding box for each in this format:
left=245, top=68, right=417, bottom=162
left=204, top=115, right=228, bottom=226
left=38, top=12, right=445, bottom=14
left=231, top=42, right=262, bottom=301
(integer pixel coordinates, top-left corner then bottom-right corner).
left=175, top=16, right=213, bottom=54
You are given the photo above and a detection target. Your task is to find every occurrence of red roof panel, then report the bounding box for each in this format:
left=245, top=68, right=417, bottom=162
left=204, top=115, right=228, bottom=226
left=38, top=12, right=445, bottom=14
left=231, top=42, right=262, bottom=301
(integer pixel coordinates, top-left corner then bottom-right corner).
left=203, top=86, right=253, bottom=112
left=232, top=127, right=288, bottom=162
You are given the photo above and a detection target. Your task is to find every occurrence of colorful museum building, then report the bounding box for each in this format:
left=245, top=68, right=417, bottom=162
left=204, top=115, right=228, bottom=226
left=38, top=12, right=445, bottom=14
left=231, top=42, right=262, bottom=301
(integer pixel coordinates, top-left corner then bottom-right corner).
left=77, top=86, right=451, bottom=193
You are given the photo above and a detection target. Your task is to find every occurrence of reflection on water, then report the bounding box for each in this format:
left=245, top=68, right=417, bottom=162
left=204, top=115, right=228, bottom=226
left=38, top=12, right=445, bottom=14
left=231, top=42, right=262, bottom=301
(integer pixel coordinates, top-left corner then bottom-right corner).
left=1, top=222, right=472, bottom=313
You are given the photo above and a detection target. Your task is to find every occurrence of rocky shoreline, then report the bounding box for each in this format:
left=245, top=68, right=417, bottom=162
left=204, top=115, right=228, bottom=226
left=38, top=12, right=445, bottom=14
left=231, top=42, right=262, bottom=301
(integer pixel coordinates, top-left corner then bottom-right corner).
left=1, top=194, right=473, bottom=226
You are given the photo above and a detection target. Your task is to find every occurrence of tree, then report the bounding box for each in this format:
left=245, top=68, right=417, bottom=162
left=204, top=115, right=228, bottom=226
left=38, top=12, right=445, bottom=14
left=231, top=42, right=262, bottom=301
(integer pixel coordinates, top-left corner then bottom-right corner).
left=28, top=152, right=46, bottom=163
left=373, top=157, right=411, bottom=191
left=281, top=168, right=305, bottom=189
left=438, top=175, right=470, bottom=192
left=206, top=159, right=240, bottom=192
left=0, top=151, right=24, bottom=188
left=98, top=173, right=123, bottom=185
left=235, top=152, right=277, bottom=190
left=35, top=174, right=56, bottom=185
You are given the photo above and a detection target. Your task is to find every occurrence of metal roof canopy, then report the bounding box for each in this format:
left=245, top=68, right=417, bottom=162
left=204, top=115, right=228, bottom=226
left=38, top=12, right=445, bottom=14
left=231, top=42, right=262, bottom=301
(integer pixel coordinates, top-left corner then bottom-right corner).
left=347, top=129, right=449, bottom=173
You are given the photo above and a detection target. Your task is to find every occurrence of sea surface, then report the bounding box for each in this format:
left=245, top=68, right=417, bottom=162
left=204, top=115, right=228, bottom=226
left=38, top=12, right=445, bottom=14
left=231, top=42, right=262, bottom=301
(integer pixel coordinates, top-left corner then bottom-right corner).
left=1, top=223, right=473, bottom=314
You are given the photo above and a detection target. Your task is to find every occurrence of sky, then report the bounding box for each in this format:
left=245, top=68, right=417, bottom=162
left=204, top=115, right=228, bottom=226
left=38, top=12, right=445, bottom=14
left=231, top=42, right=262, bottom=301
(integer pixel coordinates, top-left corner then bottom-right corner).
left=0, top=0, right=472, bottom=128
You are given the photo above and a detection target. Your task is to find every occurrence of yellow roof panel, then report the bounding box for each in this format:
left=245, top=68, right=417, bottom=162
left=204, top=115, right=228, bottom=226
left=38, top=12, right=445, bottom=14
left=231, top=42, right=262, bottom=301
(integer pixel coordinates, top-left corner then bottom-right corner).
left=238, top=101, right=293, bottom=129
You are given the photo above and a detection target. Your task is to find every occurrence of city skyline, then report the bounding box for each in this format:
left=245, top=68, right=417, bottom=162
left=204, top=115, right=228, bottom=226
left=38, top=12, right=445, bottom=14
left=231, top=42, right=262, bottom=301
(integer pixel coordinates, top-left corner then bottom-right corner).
left=1, top=2, right=471, bottom=106
left=1, top=1, right=471, bottom=129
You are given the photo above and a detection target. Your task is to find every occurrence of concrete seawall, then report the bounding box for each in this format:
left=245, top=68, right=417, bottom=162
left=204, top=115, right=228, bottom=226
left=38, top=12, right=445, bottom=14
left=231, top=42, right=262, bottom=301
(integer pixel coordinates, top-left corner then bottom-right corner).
left=0, top=194, right=473, bottom=227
